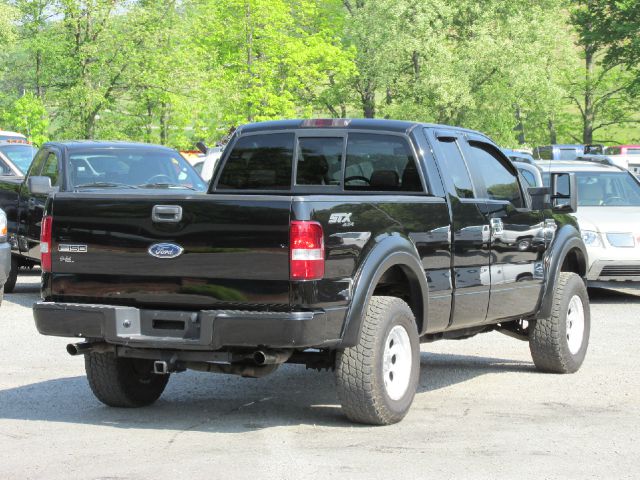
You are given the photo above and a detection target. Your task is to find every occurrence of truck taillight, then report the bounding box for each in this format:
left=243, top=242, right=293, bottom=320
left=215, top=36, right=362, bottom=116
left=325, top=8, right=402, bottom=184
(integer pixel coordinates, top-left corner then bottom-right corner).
left=290, top=221, right=324, bottom=280
left=40, top=215, right=53, bottom=272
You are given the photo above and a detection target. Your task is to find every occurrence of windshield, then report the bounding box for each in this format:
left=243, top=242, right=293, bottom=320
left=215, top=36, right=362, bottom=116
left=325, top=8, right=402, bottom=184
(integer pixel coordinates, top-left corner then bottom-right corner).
left=543, top=171, right=640, bottom=206
left=0, top=144, right=38, bottom=174
left=69, top=148, right=206, bottom=191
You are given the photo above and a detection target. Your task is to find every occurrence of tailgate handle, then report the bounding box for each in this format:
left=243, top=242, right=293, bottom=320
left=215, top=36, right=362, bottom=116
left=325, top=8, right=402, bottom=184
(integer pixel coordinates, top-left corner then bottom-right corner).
left=152, top=205, right=183, bottom=223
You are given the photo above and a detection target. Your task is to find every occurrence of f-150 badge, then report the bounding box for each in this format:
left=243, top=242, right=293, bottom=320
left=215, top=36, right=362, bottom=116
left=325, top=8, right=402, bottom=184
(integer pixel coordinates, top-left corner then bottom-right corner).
left=329, top=213, right=354, bottom=227
left=58, top=244, right=88, bottom=253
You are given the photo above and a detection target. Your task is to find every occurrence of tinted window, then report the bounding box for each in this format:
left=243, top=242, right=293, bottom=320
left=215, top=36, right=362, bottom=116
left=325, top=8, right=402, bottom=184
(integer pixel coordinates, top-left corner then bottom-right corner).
left=345, top=133, right=422, bottom=192
left=466, top=142, right=523, bottom=207
left=437, top=137, right=474, bottom=198
left=41, top=152, right=60, bottom=186
left=296, top=137, right=343, bottom=186
left=218, top=133, right=293, bottom=190
left=627, top=148, right=640, bottom=155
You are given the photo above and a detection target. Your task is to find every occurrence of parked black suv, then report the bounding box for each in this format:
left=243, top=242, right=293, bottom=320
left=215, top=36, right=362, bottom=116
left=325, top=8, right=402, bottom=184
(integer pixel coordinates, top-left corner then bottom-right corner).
left=34, top=119, right=589, bottom=425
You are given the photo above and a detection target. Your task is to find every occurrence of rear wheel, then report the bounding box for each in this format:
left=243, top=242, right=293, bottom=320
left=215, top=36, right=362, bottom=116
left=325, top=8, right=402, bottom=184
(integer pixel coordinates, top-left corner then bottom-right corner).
left=85, top=352, right=169, bottom=407
left=3, top=256, right=18, bottom=293
left=335, top=296, right=420, bottom=425
left=529, top=272, right=590, bottom=373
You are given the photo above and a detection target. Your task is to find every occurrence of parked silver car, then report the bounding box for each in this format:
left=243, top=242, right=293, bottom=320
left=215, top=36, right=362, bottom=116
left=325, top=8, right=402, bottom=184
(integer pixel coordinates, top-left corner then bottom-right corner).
left=541, top=161, right=640, bottom=291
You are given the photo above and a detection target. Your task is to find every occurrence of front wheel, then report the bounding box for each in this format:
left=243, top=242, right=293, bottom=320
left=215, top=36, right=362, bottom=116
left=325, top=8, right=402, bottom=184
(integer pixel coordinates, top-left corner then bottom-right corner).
left=529, top=272, right=590, bottom=373
left=85, top=352, right=169, bottom=407
left=335, top=296, right=420, bottom=425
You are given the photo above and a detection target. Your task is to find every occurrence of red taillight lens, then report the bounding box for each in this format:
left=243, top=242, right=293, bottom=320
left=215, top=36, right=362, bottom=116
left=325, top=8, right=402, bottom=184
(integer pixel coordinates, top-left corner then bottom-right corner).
left=290, top=221, right=324, bottom=280
left=40, top=215, right=53, bottom=272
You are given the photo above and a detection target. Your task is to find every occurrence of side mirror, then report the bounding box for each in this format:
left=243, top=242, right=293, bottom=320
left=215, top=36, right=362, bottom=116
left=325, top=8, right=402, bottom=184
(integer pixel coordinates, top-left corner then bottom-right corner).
left=195, top=141, right=209, bottom=155
left=28, top=176, right=55, bottom=195
left=527, top=187, right=550, bottom=211
left=550, top=172, right=577, bottom=213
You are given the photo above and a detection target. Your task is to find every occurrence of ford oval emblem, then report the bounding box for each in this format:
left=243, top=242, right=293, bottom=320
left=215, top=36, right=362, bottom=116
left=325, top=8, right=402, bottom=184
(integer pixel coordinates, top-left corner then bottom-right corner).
left=148, top=243, right=184, bottom=259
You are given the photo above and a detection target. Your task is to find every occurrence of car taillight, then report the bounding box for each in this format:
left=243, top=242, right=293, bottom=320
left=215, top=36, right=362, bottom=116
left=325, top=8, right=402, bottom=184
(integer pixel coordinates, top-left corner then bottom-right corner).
left=40, top=215, right=53, bottom=272
left=290, top=221, right=324, bottom=280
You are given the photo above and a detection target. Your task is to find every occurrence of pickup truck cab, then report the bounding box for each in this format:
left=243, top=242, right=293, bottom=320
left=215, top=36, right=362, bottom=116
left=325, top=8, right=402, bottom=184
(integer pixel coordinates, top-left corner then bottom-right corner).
left=0, top=141, right=206, bottom=292
left=34, top=120, right=589, bottom=425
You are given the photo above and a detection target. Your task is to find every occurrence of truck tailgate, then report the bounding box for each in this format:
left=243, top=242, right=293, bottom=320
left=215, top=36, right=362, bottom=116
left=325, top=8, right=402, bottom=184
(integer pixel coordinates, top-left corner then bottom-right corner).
left=48, top=193, right=292, bottom=309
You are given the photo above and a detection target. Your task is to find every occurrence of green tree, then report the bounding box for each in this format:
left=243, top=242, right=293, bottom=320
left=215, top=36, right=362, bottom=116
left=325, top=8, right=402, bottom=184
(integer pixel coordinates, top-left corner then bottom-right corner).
left=0, top=92, right=49, bottom=144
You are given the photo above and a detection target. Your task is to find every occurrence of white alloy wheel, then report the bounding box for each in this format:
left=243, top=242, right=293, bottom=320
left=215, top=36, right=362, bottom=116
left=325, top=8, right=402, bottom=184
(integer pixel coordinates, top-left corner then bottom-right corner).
left=382, top=325, right=413, bottom=401
left=566, top=294, right=585, bottom=355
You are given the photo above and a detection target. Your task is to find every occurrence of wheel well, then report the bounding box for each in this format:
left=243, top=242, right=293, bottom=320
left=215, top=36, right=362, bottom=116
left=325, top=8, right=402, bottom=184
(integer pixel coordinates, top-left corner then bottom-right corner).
left=560, top=248, right=587, bottom=277
left=372, top=265, right=424, bottom=333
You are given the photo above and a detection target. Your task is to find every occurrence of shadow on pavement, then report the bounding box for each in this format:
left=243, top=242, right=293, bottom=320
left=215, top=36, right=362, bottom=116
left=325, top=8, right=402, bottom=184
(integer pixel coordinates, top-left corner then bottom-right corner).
left=588, top=287, right=640, bottom=304
left=0, top=352, right=533, bottom=432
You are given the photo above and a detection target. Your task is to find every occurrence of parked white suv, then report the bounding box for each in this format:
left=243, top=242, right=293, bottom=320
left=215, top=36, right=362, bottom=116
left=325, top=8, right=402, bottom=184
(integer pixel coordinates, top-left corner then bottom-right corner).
left=542, top=161, right=640, bottom=291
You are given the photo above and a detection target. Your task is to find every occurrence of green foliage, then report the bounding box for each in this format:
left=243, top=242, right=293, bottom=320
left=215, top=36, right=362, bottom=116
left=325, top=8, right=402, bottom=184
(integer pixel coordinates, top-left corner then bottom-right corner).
left=0, top=0, right=638, bottom=148
left=0, top=92, right=49, bottom=145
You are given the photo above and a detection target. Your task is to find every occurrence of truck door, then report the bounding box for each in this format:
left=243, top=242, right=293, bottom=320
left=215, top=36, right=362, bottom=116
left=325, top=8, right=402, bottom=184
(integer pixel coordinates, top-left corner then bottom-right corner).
left=429, top=130, right=490, bottom=328
left=460, top=138, right=544, bottom=321
left=21, top=148, right=62, bottom=260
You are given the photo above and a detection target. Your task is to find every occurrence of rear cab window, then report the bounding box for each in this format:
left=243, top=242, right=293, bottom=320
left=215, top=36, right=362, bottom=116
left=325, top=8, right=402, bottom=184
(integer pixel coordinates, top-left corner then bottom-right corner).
left=213, top=130, right=425, bottom=194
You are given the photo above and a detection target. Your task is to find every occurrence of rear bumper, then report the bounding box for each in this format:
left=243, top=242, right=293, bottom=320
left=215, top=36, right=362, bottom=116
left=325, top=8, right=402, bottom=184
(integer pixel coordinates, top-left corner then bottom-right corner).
left=0, top=242, right=10, bottom=286
left=33, top=302, right=347, bottom=350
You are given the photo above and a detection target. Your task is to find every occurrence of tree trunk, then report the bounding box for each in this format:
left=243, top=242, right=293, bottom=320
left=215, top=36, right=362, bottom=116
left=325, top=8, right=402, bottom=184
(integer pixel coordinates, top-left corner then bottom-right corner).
left=361, top=80, right=375, bottom=118
left=160, top=102, right=169, bottom=145
left=583, top=47, right=595, bottom=144
left=514, top=105, right=526, bottom=145
left=245, top=1, right=254, bottom=123
left=548, top=118, right=557, bottom=144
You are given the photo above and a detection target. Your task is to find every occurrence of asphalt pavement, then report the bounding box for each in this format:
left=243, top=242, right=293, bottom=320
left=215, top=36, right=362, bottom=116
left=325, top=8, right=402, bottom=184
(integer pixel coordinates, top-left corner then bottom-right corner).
left=1, top=271, right=639, bottom=480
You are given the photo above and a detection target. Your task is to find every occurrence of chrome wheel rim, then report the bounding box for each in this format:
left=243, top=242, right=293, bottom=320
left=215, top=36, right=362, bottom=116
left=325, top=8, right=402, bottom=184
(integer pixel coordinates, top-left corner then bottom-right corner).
left=382, top=325, right=412, bottom=401
left=566, top=295, right=585, bottom=355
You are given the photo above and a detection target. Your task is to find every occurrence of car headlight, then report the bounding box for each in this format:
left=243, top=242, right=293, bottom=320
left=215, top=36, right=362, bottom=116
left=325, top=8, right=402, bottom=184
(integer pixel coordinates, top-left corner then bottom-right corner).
left=0, top=210, right=7, bottom=242
left=582, top=230, right=602, bottom=247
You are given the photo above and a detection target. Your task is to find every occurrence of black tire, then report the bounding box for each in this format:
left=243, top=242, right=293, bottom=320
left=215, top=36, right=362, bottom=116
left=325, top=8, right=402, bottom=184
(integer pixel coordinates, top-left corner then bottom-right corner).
left=335, top=296, right=420, bottom=425
left=85, top=352, right=169, bottom=407
left=3, top=256, right=18, bottom=293
left=530, top=272, right=590, bottom=373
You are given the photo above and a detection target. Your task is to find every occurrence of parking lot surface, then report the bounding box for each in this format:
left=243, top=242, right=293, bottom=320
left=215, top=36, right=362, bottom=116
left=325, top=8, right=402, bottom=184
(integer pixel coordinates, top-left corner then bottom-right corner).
left=1, top=271, right=639, bottom=480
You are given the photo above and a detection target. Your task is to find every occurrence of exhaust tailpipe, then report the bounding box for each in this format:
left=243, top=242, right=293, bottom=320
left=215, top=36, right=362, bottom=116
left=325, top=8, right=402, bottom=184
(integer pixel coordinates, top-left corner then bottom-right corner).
left=66, top=342, right=113, bottom=356
left=253, top=350, right=293, bottom=366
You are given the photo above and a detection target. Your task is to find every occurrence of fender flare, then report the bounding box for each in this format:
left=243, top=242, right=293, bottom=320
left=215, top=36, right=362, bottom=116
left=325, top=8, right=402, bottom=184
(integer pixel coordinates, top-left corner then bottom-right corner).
left=339, top=234, right=429, bottom=347
left=537, top=224, right=587, bottom=320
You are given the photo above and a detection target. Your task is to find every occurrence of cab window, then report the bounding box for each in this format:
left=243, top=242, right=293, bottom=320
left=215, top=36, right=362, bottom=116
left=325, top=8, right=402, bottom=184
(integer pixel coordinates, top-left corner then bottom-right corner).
left=344, top=133, right=422, bottom=192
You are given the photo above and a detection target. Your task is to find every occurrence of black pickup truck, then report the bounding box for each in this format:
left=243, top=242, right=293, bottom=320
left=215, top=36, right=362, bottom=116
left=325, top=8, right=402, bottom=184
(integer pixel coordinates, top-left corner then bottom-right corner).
left=0, top=141, right=205, bottom=292
left=34, top=119, right=589, bottom=425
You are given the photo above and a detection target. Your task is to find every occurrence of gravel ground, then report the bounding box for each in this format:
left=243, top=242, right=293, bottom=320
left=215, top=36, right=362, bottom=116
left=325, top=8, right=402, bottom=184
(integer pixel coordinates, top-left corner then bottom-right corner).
left=1, top=270, right=639, bottom=480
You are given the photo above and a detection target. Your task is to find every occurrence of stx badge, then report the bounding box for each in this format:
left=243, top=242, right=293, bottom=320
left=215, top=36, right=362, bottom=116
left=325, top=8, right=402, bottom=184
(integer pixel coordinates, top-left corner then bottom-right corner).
left=329, top=213, right=354, bottom=227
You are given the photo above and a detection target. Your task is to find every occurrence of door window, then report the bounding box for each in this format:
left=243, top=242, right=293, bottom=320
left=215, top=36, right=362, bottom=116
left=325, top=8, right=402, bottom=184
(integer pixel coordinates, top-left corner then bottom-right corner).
left=344, top=133, right=423, bottom=192
left=437, top=137, right=475, bottom=198
left=41, top=152, right=60, bottom=187
left=466, top=142, right=524, bottom=207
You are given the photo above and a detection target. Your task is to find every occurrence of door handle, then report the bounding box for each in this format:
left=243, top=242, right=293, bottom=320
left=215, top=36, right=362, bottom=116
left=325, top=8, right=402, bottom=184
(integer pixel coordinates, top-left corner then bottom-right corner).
left=152, top=205, right=183, bottom=223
